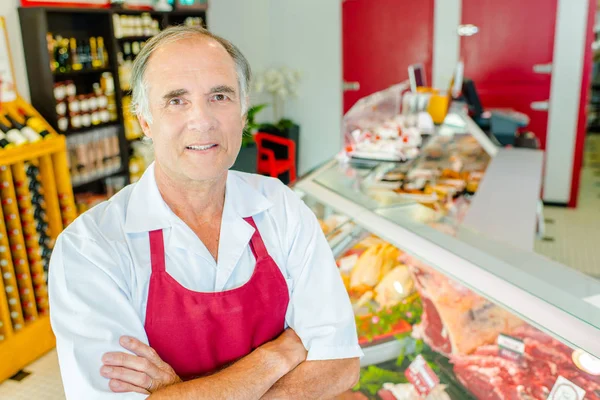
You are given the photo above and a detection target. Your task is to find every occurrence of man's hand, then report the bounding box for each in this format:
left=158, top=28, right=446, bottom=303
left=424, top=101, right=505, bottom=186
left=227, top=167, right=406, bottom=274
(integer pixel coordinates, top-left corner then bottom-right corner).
left=101, top=336, right=182, bottom=395
left=260, top=328, right=308, bottom=373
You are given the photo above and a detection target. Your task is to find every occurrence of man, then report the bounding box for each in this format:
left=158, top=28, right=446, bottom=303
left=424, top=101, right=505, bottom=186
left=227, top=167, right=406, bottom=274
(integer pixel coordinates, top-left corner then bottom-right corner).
left=49, top=26, right=362, bottom=399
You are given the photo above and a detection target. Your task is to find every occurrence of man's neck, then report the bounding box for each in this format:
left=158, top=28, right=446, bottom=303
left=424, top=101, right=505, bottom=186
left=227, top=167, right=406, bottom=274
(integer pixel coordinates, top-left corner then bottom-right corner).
left=153, top=162, right=227, bottom=226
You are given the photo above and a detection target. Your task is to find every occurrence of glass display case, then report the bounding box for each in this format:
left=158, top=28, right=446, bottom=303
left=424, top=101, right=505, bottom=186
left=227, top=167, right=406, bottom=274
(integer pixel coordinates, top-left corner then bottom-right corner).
left=295, top=112, right=600, bottom=400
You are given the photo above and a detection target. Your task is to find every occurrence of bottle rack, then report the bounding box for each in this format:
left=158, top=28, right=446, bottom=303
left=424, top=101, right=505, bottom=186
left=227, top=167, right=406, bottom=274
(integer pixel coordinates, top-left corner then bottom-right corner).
left=0, top=100, right=76, bottom=383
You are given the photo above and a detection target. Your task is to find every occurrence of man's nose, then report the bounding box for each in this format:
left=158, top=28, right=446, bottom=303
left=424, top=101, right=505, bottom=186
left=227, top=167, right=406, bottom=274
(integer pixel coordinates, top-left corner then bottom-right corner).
left=186, top=101, right=217, bottom=132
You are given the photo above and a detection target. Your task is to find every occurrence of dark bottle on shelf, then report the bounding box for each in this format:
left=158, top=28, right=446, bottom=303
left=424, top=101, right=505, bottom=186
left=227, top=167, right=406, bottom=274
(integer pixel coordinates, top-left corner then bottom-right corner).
left=83, top=39, right=92, bottom=69
left=17, top=109, right=52, bottom=139
left=70, top=38, right=82, bottom=71
left=0, top=132, right=13, bottom=149
left=47, top=33, right=56, bottom=73
left=31, top=192, right=46, bottom=208
left=26, top=164, right=40, bottom=177
left=98, top=37, right=108, bottom=67
left=34, top=207, right=47, bottom=221
left=0, top=120, right=27, bottom=146
left=4, top=114, right=42, bottom=143
left=56, top=37, right=70, bottom=73
left=28, top=178, right=42, bottom=193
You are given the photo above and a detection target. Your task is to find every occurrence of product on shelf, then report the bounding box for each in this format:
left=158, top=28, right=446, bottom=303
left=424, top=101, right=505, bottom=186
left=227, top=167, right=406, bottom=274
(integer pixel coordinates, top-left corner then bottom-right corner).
left=113, top=13, right=160, bottom=39
left=66, top=126, right=122, bottom=187
left=183, top=17, right=204, bottom=27
left=129, top=139, right=154, bottom=184
left=47, top=33, right=109, bottom=73
left=0, top=118, right=27, bottom=146
left=333, top=235, right=421, bottom=344
left=122, top=95, right=144, bottom=140
left=406, top=255, right=524, bottom=357
left=74, top=192, right=108, bottom=214
left=451, top=325, right=600, bottom=400
left=4, top=114, right=42, bottom=143
left=118, top=41, right=146, bottom=92
left=53, top=76, right=116, bottom=132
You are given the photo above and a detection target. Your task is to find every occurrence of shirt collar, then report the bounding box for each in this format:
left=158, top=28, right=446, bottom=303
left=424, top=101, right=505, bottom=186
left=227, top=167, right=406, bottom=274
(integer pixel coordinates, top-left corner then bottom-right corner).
left=123, top=163, right=273, bottom=233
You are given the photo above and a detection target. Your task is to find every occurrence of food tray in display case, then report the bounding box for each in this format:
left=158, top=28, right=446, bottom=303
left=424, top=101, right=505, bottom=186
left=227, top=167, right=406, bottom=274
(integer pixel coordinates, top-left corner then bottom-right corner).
left=296, top=114, right=600, bottom=399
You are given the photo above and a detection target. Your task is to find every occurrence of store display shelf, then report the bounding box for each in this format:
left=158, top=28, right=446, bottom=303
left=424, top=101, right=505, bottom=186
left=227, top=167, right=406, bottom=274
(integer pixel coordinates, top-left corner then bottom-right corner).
left=360, top=339, right=403, bottom=367
left=117, top=35, right=155, bottom=41
left=64, top=122, right=120, bottom=136
left=53, top=67, right=112, bottom=78
left=72, top=166, right=126, bottom=189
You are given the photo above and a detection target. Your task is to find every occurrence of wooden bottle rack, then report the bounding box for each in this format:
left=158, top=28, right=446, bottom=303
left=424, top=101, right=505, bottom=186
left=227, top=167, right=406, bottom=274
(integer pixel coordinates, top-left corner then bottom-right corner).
left=0, top=15, right=77, bottom=383
left=0, top=130, right=77, bottom=383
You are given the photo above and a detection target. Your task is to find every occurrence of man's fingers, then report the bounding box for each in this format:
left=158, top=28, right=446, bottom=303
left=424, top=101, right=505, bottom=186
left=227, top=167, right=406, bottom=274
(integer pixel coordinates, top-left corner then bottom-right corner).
left=119, top=336, right=165, bottom=367
left=102, top=352, right=162, bottom=378
left=108, top=378, right=150, bottom=395
left=101, top=366, right=153, bottom=390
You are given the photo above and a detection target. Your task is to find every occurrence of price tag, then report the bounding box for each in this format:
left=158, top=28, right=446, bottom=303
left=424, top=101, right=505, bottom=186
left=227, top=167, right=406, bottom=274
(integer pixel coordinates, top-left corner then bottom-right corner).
left=497, top=334, right=525, bottom=361
left=405, top=355, right=439, bottom=396
left=547, top=376, right=585, bottom=400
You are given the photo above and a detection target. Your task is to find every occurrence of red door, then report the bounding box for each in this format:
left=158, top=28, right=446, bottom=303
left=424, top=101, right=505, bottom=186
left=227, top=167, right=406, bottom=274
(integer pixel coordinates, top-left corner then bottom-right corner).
left=342, top=0, right=434, bottom=113
left=461, top=0, right=558, bottom=149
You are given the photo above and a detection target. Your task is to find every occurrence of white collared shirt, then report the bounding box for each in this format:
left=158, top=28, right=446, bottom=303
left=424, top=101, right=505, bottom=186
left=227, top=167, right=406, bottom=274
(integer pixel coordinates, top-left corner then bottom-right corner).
left=49, top=163, right=363, bottom=399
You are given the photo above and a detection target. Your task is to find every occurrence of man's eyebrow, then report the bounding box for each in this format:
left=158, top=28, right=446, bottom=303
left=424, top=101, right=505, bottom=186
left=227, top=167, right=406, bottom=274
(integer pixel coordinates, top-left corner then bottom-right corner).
left=209, top=85, right=236, bottom=95
left=162, top=89, right=189, bottom=100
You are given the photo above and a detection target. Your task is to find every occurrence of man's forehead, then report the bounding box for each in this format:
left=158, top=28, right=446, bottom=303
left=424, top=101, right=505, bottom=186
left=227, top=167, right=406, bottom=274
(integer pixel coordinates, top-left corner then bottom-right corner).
left=148, top=37, right=234, bottom=70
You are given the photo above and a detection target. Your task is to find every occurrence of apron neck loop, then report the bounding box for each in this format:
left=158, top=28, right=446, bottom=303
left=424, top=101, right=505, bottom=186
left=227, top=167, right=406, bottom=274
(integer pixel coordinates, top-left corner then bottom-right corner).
left=149, top=229, right=166, bottom=273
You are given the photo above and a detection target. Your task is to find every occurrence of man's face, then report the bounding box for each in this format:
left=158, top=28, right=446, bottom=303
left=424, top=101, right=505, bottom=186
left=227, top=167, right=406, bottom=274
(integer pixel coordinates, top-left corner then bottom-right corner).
left=139, top=37, right=245, bottom=184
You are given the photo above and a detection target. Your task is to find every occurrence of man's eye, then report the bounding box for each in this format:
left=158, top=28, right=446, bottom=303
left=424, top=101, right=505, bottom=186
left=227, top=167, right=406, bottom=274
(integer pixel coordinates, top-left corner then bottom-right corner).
left=168, top=98, right=184, bottom=106
left=212, top=94, right=229, bottom=102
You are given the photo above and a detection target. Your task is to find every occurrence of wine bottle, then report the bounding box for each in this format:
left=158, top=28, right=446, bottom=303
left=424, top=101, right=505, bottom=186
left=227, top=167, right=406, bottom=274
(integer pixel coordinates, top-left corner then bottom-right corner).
left=0, top=132, right=13, bottom=149
left=70, top=38, right=82, bottom=71
left=98, top=37, right=108, bottom=67
left=18, top=109, right=53, bottom=139
left=90, top=37, right=99, bottom=68
left=0, top=120, right=27, bottom=146
left=4, top=114, right=42, bottom=143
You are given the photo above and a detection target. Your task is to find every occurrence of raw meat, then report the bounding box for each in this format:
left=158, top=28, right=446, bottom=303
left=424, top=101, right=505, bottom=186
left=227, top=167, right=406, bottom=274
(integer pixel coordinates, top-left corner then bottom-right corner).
left=451, top=325, right=600, bottom=400
left=405, top=256, right=524, bottom=356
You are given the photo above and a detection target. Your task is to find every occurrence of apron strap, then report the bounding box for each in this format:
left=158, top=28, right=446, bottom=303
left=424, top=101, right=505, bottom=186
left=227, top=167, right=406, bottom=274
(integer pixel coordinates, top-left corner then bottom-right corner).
left=149, top=229, right=166, bottom=273
left=243, top=217, right=268, bottom=261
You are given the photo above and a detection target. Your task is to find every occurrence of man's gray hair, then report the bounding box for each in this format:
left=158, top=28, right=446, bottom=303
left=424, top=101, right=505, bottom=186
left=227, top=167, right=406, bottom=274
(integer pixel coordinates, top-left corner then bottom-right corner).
left=130, top=25, right=252, bottom=124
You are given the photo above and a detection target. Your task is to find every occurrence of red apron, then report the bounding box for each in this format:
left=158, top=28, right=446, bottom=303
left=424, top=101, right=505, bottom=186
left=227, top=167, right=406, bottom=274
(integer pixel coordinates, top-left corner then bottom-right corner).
left=144, top=217, right=289, bottom=379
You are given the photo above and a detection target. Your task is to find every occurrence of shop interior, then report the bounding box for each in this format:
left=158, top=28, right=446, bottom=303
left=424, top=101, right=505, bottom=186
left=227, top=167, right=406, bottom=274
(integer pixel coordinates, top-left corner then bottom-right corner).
left=1, top=0, right=600, bottom=399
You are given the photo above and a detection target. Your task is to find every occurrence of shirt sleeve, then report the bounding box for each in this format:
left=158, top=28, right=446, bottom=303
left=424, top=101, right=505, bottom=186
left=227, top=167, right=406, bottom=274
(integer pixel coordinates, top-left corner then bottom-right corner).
left=49, top=231, right=149, bottom=400
left=282, top=189, right=364, bottom=361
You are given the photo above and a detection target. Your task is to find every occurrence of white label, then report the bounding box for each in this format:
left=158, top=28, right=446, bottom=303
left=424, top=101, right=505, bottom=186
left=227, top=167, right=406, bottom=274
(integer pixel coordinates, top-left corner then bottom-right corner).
left=547, top=376, right=586, bottom=400
left=338, top=254, right=358, bottom=274
left=498, top=334, right=525, bottom=355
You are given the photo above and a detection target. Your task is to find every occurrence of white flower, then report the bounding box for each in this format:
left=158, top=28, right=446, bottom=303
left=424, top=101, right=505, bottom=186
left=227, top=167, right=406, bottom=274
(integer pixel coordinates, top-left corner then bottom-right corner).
left=277, top=87, right=288, bottom=98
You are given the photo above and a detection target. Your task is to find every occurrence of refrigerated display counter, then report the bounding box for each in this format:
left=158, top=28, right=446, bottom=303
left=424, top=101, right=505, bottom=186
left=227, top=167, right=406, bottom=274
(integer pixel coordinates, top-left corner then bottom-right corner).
left=294, top=112, right=600, bottom=399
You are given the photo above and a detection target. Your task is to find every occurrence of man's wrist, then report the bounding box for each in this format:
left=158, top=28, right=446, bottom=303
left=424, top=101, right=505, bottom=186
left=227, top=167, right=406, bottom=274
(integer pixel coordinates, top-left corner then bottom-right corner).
left=255, top=344, right=297, bottom=377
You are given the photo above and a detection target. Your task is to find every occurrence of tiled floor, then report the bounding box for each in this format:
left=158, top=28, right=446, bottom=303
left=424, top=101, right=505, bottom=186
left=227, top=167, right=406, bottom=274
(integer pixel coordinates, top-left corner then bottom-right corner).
left=0, top=349, right=64, bottom=399
left=534, top=135, right=600, bottom=277
left=2, top=136, right=600, bottom=399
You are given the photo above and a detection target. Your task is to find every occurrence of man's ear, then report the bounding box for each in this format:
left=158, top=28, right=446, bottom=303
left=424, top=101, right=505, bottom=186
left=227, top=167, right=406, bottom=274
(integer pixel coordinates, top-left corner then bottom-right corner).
left=137, top=114, right=152, bottom=139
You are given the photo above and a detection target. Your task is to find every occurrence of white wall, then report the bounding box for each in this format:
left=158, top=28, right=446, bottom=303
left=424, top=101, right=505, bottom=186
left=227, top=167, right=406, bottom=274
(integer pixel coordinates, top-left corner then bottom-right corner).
left=543, top=0, right=589, bottom=203
left=0, top=0, right=30, bottom=102
left=432, top=0, right=461, bottom=89
left=209, top=0, right=343, bottom=175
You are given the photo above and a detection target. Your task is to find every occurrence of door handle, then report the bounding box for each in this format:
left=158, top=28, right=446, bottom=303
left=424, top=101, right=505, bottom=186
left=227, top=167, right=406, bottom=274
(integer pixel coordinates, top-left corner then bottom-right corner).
left=458, top=24, right=479, bottom=37
left=531, top=101, right=549, bottom=111
left=533, top=63, right=553, bottom=74
left=343, top=81, right=360, bottom=91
